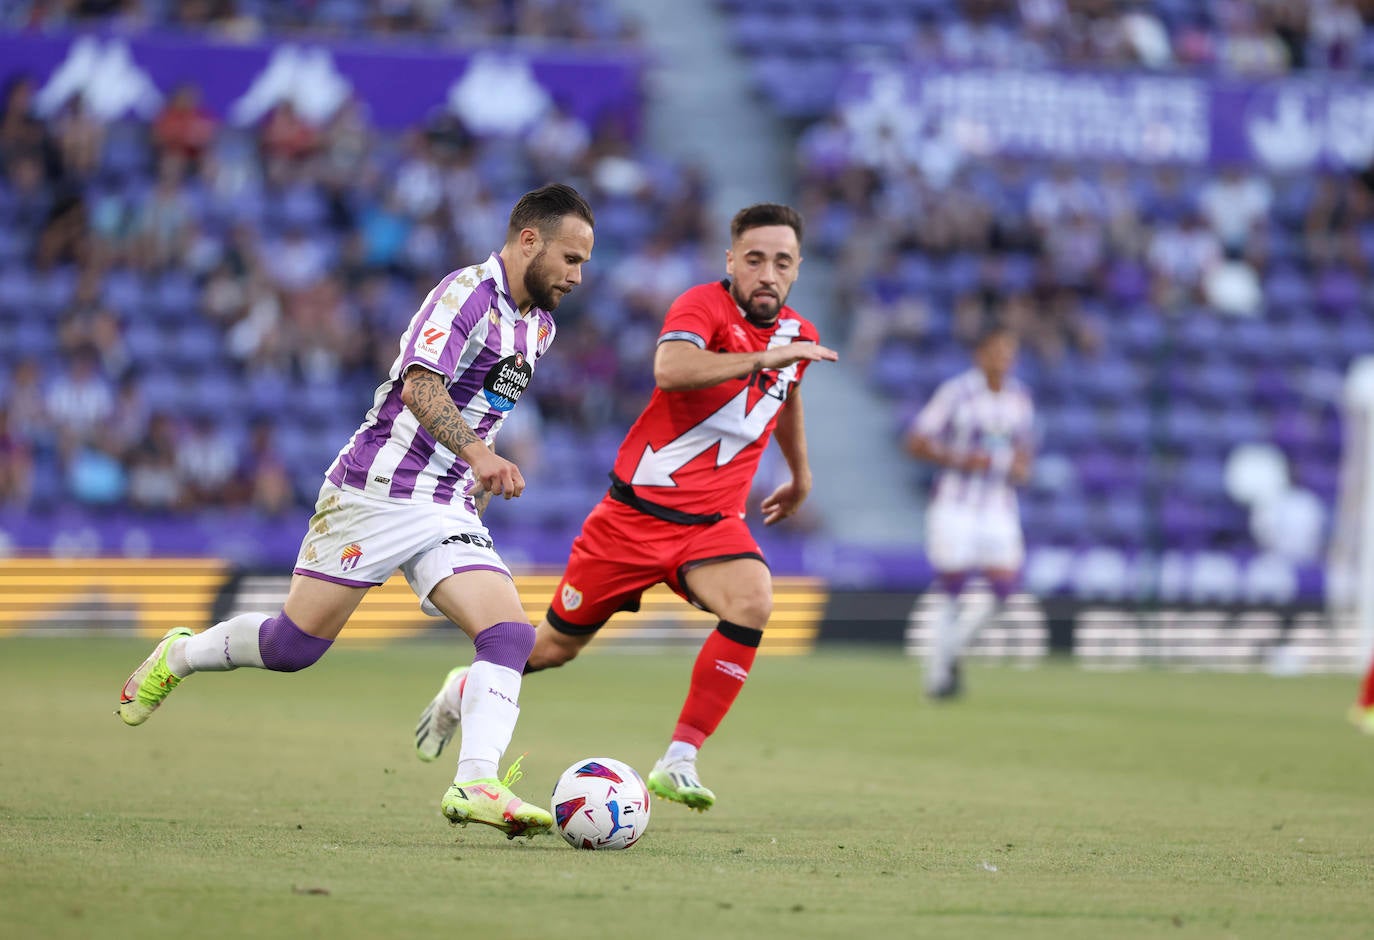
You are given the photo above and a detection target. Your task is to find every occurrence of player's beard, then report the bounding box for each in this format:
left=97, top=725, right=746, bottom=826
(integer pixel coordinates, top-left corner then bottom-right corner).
left=732, top=282, right=786, bottom=326
left=524, top=248, right=566, bottom=311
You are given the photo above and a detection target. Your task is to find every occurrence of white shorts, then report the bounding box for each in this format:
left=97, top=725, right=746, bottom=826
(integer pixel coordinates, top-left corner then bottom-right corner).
left=924, top=499, right=1024, bottom=574
left=294, top=483, right=511, bottom=617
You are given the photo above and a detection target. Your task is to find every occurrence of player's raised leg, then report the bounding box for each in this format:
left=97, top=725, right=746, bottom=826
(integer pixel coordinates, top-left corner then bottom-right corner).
left=425, top=569, right=552, bottom=838
left=415, top=665, right=469, bottom=761
left=117, top=574, right=366, bottom=726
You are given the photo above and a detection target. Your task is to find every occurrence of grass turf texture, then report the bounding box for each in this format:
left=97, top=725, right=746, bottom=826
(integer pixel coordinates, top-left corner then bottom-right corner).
left=2, top=638, right=1372, bottom=939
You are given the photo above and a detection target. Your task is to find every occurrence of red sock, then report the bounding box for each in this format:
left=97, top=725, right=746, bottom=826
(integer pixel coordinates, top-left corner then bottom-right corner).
left=672, top=621, right=762, bottom=748
left=1361, top=658, right=1374, bottom=708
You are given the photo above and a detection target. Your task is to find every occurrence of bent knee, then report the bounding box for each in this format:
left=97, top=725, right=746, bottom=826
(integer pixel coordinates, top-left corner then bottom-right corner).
left=720, top=598, right=772, bottom=631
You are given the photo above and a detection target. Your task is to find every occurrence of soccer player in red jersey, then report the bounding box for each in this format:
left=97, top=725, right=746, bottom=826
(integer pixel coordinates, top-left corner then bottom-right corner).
left=414, top=203, right=838, bottom=810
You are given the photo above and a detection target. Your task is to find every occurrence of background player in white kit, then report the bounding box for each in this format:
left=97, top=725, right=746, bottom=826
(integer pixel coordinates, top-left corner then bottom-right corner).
left=905, top=325, right=1035, bottom=699
left=116, top=183, right=596, bottom=839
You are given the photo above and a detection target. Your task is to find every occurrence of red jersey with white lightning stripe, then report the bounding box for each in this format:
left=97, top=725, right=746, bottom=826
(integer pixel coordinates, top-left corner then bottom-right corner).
left=611, top=280, right=820, bottom=518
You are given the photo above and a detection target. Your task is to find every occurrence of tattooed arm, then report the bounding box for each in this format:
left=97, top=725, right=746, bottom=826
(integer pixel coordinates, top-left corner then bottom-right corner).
left=401, top=365, right=525, bottom=500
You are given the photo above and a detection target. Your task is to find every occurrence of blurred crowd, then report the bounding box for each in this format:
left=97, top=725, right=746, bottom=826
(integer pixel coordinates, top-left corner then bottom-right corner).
left=1, top=0, right=639, bottom=44
left=914, top=0, right=1372, bottom=75
left=0, top=21, right=716, bottom=518
left=770, top=1, right=1374, bottom=559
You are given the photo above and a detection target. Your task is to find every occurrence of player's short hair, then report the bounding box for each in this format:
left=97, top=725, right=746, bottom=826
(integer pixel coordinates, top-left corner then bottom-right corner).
left=507, top=183, right=595, bottom=241
left=730, top=203, right=804, bottom=245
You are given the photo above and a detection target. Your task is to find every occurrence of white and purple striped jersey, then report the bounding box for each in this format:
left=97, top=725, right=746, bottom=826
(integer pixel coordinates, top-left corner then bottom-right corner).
left=326, top=253, right=555, bottom=507
left=911, top=368, right=1035, bottom=511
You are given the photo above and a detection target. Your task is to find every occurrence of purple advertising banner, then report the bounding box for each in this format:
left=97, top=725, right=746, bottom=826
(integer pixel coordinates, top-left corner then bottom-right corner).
left=838, top=64, right=1374, bottom=171
left=0, top=30, right=642, bottom=135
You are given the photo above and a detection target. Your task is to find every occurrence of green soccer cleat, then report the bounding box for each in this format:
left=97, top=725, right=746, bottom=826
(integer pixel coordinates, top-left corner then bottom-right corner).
left=441, top=755, right=552, bottom=840
left=118, top=627, right=193, bottom=726
left=1348, top=704, right=1374, bottom=735
left=647, top=758, right=716, bottom=812
left=415, top=666, right=468, bottom=762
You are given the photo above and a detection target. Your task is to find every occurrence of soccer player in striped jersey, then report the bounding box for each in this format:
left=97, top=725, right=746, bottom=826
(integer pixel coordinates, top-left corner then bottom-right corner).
left=117, top=183, right=595, bottom=839
left=905, top=325, right=1035, bottom=700
left=413, top=203, right=837, bottom=812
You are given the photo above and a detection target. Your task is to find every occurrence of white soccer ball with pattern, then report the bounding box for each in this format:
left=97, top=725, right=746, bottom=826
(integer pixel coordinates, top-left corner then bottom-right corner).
left=551, top=757, right=651, bottom=850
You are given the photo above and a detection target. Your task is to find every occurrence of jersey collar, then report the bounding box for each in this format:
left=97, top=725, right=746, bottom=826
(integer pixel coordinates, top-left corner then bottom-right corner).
left=486, top=252, right=542, bottom=320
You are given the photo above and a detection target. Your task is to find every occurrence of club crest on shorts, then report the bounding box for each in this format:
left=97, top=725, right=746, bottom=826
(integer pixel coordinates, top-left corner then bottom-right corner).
left=561, top=583, right=583, bottom=611
left=340, top=543, right=364, bottom=571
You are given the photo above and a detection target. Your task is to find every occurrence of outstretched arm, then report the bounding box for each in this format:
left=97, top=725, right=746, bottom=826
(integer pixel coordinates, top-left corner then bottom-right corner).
left=401, top=365, right=525, bottom=500
left=654, top=338, right=838, bottom=392
left=760, top=389, right=813, bottom=526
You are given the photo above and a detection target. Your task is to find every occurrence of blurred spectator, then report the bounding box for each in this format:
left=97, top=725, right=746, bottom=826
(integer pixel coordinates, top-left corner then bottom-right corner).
left=45, top=345, right=114, bottom=444
left=6, top=357, right=50, bottom=446
left=229, top=419, right=294, bottom=516
left=1307, top=0, right=1363, bottom=70
left=284, top=274, right=362, bottom=382
left=176, top=412, right=237, bottom=506
left=0, top=75, right=54, bottom=169
left=1029, top=163, right=1102, bottom=232
left=7, top=150, right=53, bottom=236
left=0, top=404, right=34, bottom=508
left=392, top=130, right=444, bottom=219
left=1199, top=165, right=1273, bottom=251
left=1147, top=210, right=1222, bottom=307
left=51, top=93, right=103, bottom=182
left=132, top=154, right=195, bottom=270
left=105, top=372, right=151, bottom=460
left=58, top=302, right=131, bottom=379
left=126, top=411, right=184, bottom=512
left=152, top=84, right=218, bottom=165
left=1216, top=4, right=1290, bottom=75
left=259, top=100, right=320, bottom=166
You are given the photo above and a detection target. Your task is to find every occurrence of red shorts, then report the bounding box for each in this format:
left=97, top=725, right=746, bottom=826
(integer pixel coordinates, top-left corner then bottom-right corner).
left=547, top=497, right=765, bottom=634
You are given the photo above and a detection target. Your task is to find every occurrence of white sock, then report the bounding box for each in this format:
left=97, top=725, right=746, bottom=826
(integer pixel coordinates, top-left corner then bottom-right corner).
left=926, top=594, right=961, bottom=690
left=440, top=668, right=467, bottom=718
left=664, top=741, right=698, bottom=764
left=956, top=597, right=1007, bottom=651
left=171, top=613, right=269, bottom=676
left=454, top=660, right=522, bottom=783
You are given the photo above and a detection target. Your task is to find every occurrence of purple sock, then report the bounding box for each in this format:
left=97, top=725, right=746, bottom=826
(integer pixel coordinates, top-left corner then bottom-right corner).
left=473, top=621, right=535, bottom=672
left=987, top=575, right=1018, bottom=602
left=258, top=611, right=333, bottom=672
left=937, top=572, right=969, bottom=596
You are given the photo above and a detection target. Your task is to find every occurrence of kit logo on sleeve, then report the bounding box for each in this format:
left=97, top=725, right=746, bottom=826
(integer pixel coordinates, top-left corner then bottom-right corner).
left=414, top=324, right=451, bottom=362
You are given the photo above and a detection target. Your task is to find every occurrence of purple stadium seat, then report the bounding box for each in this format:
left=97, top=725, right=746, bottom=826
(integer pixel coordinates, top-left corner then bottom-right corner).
left=0, top=265, right=38, bottom=311
left=1314, top=265, right=1363, bottom=317
left=1100, top=404, right=1152, bottom=449
left=1263, top=266, right=1313, bottom=314
left=1105, top=258, right=1149, bottom=305
left=1097, top=496, right=1148, bottom=548
left=1162, top=405, right=1218, bottom=449
left=1045, top=402, right=1099, bottom=449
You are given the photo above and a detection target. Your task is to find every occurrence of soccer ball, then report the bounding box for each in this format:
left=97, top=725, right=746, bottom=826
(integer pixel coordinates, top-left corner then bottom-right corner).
left=551, top=757, right=651, bottom=850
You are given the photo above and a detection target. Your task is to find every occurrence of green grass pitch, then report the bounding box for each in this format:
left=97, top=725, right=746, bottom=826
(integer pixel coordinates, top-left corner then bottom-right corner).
left=2, top=637, right=1372, bottom=939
